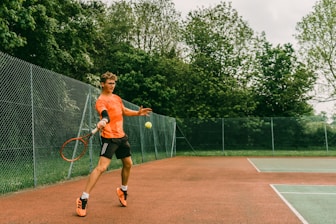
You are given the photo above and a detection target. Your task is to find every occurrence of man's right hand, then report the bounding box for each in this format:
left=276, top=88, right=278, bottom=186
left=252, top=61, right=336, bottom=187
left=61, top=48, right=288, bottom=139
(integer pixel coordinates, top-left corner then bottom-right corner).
left=97, top=118, right=108, bottom=129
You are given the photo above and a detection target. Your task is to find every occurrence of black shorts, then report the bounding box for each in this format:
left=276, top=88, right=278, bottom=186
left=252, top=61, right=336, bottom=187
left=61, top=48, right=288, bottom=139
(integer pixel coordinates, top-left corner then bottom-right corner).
left=100, top=135, right=131, bottom=159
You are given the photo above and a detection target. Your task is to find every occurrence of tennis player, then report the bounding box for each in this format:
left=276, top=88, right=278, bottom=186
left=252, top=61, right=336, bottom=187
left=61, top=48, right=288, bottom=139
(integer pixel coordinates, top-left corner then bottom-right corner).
left=76, top=71, right=152, bottom=217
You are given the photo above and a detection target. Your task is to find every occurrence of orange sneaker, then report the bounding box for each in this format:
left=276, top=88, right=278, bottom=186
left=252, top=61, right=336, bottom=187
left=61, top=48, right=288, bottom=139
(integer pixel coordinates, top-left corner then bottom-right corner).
left=76, top=197, right=88, bottom=217
left=116, top=188, right=127, bottom=207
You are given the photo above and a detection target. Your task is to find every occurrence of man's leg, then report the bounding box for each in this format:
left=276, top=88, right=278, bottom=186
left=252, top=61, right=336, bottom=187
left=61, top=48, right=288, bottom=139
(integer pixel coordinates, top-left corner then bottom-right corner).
left=121, top=156, right=132, bottom=186
left=76, top=156, right=111, bottom=216
left=116, top=156, right=132, bottom=207
left=85, top=156, right=112, bottom=193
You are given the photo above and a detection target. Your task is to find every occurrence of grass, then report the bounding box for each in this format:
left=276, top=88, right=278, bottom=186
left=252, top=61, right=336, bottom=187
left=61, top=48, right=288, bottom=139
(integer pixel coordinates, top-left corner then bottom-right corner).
left=0, top=150, right=162, bottom=195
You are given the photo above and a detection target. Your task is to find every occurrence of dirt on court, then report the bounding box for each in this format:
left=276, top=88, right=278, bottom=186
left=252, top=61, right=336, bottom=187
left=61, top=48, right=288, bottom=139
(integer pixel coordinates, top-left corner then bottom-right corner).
left=1, top=156, right=336, bottom=224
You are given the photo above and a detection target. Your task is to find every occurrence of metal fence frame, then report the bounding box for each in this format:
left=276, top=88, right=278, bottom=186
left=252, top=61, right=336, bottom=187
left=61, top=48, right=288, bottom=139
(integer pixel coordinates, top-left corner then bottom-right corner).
left=176, top=117, right=336, bottom=153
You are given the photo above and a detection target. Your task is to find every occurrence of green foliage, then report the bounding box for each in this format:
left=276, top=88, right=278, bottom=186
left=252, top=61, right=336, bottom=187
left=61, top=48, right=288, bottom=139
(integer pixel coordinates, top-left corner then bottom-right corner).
left=1, top=0, right=105, bottom=80
left=0, top=0, right=322, bottom=119
left=118, top=71, right=176, bottom=114
left=0, top=0, right=35, bottom=51
left=295, top=0, right=336, bottom=98
left=131, top=0, right=182, bottom=55
left=253, top=43, right=316, bottom=117
left=181, top=2, right=257, bottom=118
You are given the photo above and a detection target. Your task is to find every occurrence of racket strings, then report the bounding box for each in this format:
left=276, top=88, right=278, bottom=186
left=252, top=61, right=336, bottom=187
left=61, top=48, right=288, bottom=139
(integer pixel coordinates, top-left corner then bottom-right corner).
left=60, top=138, right=88, bottom=162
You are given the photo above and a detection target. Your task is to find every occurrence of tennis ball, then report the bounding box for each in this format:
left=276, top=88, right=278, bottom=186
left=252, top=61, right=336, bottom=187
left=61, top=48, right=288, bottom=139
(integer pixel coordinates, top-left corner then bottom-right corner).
left=145, top=121, right=152, bottom=129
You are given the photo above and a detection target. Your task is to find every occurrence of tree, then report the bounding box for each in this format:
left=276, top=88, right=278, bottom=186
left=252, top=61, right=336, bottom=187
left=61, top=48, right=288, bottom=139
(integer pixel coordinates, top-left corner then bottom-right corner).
left=1, top=0, right=105, bottom=80
left=94, top=0, right=184, bottom=116
left=93, top=0, right=135, bottom=74
left=253, top=42, right=316, bottom=117
left=108, top=48, right=179, bottom=116
left=295, top=0, right=336, bottom=101
left=131, top=0, right=182, bottom=56
left=0, top=0, right=35, bottom=53
left=181, top=1, right=258, bottom=118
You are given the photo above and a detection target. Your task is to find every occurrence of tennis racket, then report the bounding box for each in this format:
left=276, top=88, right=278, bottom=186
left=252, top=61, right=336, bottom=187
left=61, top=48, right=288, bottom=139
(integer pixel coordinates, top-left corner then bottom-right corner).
left=60, top=127, right=99, bottom=162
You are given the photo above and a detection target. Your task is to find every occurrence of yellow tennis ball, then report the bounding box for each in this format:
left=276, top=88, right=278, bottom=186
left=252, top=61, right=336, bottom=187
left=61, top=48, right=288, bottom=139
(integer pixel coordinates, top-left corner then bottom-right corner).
left=145, top=121, right=152, bottom=129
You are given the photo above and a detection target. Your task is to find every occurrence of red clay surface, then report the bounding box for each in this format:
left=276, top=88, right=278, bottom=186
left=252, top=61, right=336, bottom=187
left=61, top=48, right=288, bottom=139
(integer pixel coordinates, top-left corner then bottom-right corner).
left=1, top=156, right=336, bottom=224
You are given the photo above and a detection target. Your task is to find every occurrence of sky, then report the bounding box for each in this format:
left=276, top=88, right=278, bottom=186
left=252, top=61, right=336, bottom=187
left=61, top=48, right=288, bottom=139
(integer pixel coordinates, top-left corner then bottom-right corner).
left=173, top=0, right=317, bottom=47
left=102, top=0, right=318, bottom=47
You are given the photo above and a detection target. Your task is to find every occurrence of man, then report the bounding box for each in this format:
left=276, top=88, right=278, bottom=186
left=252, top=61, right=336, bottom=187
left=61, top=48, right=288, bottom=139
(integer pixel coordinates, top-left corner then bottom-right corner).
left=76, top=71, right=152, bottom=217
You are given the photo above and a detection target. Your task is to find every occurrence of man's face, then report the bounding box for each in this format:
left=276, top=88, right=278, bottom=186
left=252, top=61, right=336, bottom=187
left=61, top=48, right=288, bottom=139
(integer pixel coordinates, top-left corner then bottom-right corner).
left=102, top=79, right=116, bottom=93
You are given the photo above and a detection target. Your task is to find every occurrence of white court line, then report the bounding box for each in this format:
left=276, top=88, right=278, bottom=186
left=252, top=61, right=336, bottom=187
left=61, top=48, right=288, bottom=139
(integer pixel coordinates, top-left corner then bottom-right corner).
left=247, top=158, right=261, bottom=172
left=272, top=184, right=336, bottom=186
left=257, top=169, right=336, bottom=173
left=270, top=184, right=309, bottom=224
left=280, top=192, right=336, bottom=195
left=247, top=158, right=336, bottom=173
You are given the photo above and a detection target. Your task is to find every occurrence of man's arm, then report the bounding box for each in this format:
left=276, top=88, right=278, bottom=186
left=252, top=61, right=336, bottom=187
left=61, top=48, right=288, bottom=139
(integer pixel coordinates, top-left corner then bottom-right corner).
left=101, top=110, right=110, bottom=122
left=123, top=106, right=152, bottom=116
left=96, top=110, right=110, bottom=129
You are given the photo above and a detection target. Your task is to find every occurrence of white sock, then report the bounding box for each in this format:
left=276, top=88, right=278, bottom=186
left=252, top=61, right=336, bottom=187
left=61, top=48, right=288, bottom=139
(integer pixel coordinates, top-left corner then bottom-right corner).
left=81, top=192, right=89, bottom=199
left=121, top=185, right=128, bottom=191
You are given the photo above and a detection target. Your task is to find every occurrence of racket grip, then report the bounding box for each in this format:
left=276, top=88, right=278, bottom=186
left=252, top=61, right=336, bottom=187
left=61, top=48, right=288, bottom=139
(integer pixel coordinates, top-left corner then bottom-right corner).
left=91, top=127, right=99, bottom=135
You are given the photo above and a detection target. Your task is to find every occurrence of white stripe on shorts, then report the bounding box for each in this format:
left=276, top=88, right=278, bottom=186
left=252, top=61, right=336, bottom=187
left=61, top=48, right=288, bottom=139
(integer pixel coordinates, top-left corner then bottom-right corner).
left=101, top=143, right=108, bottom=155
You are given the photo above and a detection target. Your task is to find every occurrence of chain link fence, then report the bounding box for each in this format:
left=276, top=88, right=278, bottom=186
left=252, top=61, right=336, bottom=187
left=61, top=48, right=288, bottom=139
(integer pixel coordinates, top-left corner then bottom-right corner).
left=176, top=117, right=336, bottom=154
left=3, top=50, right=335, bottom=195
left=0, top=51, right=176, bottom=195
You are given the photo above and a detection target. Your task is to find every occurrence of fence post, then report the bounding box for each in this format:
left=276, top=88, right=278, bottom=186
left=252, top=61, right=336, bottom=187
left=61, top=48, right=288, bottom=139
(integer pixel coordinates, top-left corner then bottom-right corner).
left=151, top=116, right=158, bottom=160
left=171, top=120, right=177, bottom=157
left=140, top=117, right=145, bottom=163
left=88, top=87, right=94, bottom=171
left=31, top=64, right=37, bottom=187
left=271, top=117, right=275, bottom=155
left=222, top=118, right=225, bottom=153
left=324, top=122, right=329, bottom=152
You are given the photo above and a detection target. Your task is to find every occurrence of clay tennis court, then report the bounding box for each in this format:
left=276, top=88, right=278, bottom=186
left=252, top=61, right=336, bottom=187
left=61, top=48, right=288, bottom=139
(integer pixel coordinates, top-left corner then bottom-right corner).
left=1, top=156, right=336, bottom=224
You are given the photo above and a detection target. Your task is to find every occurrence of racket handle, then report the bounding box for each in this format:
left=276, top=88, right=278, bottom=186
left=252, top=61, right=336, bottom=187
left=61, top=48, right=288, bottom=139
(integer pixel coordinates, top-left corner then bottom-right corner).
left=91, top=127, right=99, bottom=135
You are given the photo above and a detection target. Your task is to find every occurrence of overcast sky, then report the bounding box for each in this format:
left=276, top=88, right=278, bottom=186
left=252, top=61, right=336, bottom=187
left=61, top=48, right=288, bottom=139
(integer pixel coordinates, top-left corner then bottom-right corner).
left=103, top=0, right=317, bottom=47
left=172, top=0, right=317, bottom=47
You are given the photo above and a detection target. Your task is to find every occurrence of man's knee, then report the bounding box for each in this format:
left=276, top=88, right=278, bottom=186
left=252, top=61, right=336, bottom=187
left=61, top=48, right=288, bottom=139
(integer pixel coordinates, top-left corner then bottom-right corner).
left=96, top=166, right=107, bottom=173
left=95, top=157, right=111, bottom=173
left=123, top=157, right=133, bottom=169
left=95, top=164, right=108, bottom=173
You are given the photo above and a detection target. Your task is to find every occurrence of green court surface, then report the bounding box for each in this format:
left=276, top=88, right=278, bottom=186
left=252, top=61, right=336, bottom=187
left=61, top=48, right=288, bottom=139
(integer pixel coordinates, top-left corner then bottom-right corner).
left=272, top=185, right=336, bottom=224
left=249, top=158, right=336, bottom=172
left=249, top=158, right=336, bottom=224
